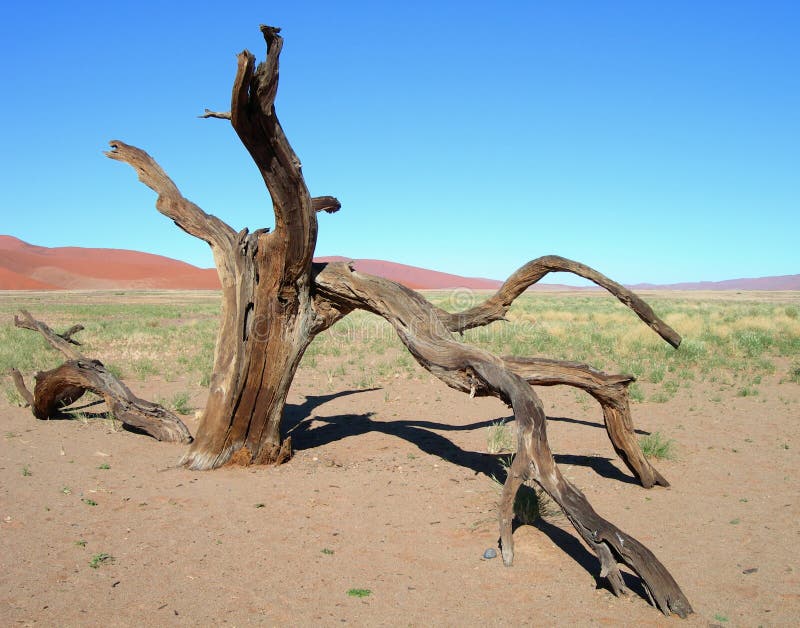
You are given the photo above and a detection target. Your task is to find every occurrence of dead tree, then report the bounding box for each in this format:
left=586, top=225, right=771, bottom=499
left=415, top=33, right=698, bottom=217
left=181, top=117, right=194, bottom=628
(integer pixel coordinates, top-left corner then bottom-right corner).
left=10, top=310, right=192, bottom=443
left=104, top=25, right=691, bottom=616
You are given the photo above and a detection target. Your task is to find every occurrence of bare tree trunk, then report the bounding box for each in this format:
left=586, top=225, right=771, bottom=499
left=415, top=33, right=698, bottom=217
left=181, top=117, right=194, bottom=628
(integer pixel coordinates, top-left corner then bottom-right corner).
left=107, top=27, right=340, bottom=469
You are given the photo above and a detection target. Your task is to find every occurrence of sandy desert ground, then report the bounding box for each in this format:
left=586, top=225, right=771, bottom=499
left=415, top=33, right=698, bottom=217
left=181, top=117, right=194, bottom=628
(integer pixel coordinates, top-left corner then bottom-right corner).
left=1, top=291, right=799, bottom=626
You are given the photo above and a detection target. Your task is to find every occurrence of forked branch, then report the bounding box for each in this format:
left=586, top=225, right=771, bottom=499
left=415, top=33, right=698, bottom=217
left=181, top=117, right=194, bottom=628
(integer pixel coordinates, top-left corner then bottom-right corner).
left=15, top=310, right=82, bottom=360
left=503, top=356, right=668, bottom=488
left=228, top=25, right=317, bottom=280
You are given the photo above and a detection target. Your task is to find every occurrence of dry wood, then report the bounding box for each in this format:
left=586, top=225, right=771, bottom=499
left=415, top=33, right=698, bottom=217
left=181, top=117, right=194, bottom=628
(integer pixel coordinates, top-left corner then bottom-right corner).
left=11, top=311, right=192, bottom=443
left=436, top=256, right=681, bottom=348
left=313, top=262, right=690, bottom=616
left=107, top=26, right=337, bottom=469
left=503, top=356, right=668, bottom=488
left=101, top=24, right=692, bottom=616
left=427, top=255, right=674, bottom=488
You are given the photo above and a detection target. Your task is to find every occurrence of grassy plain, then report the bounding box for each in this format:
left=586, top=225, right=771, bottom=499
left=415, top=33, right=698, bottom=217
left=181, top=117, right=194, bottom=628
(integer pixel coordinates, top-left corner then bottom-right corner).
left=3, top=288, right=799, bottom=408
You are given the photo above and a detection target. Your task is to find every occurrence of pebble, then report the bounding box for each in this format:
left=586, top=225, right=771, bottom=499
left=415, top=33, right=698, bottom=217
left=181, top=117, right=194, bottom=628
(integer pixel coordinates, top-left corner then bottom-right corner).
left=483, top=548, right=497, bottom=559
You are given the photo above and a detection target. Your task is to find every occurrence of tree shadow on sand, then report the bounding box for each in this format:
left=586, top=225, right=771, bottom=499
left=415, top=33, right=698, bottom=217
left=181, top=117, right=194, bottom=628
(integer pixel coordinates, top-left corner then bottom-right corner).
left=282, top=388, right=653, bottom=604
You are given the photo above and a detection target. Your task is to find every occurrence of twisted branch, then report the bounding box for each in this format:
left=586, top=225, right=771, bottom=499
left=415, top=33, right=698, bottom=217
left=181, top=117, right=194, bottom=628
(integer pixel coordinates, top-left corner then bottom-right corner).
left=437, top=255, right=681, bottom=348
left=313, top=262, right=691, bottom=617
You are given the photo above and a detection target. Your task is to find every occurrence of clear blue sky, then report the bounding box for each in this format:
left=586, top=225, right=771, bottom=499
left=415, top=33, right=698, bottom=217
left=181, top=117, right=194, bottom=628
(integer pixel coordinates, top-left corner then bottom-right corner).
left=1, top=1, right=797, bottom=285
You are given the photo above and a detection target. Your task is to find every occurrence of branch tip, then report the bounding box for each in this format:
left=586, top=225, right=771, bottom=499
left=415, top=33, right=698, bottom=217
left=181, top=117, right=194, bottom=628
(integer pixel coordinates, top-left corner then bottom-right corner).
left=199, top=109, right=232, bottom=120
left=259, top=24, right=282, bottom=37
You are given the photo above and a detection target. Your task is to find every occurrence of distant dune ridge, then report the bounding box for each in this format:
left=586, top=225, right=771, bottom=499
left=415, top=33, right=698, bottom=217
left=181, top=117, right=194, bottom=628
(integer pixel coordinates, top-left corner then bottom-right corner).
left=0, top=236, right=797, bottom=291
left=0, top=236, right=219, bottom=290
left=313, top=256, right=502, bottom=290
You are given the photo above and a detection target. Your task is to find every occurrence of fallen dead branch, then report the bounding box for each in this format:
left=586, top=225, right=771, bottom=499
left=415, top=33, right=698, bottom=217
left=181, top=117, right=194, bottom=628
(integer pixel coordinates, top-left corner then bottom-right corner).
left=10, top=310, right=192, bottom=443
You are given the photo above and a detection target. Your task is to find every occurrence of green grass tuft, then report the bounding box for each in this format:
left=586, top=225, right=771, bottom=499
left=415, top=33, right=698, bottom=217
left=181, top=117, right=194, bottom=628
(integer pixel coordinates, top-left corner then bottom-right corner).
left=347, top=588, right=372, bottom=598
left=89, top=552, right=114, bottom=569
left=639, top=431, right=676, bottom=460
left=4, top=384, right=26, bottom=407
left=170, top=391, right=193, bottom=415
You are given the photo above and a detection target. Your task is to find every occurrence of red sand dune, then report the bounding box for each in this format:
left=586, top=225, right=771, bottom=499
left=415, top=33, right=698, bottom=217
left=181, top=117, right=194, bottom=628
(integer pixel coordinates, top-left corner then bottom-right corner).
left=0, top=266, right=58, bottom=290
left=1, top=236, right=797, bottom=291
left=314, top=257, right=502, bottom=290
left=0, top=236, right=220, bottom=290
left=0, top=236, right=500, bottom=291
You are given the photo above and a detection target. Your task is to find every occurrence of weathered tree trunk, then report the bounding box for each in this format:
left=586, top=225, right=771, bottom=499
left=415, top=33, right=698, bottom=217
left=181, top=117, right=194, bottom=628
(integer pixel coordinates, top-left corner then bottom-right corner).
left=107, top=27, right=342, bottom=469
left=11, top=310, right=191, bottom=443
left=103, top=24, right=692, bottom=616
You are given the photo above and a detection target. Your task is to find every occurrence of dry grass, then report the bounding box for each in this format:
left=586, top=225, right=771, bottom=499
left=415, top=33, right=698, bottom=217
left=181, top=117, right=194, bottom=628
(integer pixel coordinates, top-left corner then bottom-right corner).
left=2, top=289, right=798, bottom=407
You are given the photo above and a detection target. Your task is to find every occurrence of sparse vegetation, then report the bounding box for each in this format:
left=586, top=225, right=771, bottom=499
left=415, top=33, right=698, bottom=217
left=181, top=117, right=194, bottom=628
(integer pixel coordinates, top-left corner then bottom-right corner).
left=160, top=391, right=193, bottom=415
left=639, top=432, right=676, bottom=460
left=487, top=424, right=561, bottom=523
left=88, top=552, right=114, bottom=569
left=132, top=358, right=159, bottom=380
left=347, top=588, right=372, bottom=598
left=105, top=363, right=124, bottom=379
left=4, top=384, right=25, bottom=407
left=486, top=420, right=514, bottom=454
left=3, top=291, right=797, bottom=403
